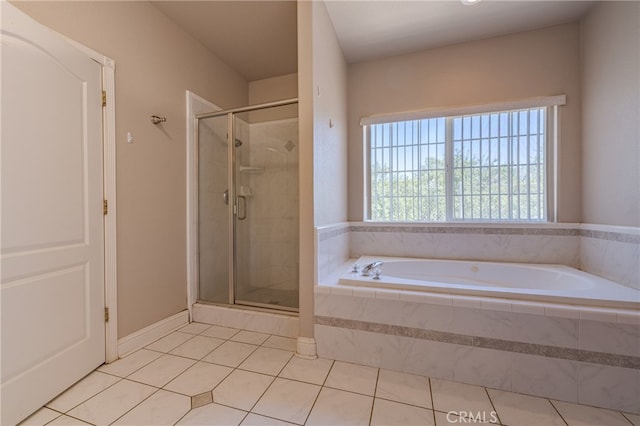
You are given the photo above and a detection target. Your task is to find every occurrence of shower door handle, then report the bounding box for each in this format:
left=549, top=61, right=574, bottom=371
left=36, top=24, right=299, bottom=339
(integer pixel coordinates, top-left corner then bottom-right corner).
left=237, top=195, right=247, bottom=220
left=223, top=189, right=229, bottom=205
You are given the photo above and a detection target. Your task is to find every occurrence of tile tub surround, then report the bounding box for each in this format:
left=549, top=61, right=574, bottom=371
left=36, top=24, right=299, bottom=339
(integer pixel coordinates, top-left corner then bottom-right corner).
left=314, top=285, right=640, bottom=413
left=316, top=222, right=350, bottom=284
left=580, top=224, right=640, bottom=290
left=316, top=222, right=640, bottom=290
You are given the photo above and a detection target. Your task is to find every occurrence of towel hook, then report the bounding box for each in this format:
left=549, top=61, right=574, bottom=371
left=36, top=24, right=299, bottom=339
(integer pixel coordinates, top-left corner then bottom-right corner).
left=150, top=115, right=166, bottom=125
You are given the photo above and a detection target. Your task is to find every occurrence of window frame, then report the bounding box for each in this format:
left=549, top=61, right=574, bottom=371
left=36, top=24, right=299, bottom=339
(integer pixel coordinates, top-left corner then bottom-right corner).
left=363, top=96, right=564, bottom=223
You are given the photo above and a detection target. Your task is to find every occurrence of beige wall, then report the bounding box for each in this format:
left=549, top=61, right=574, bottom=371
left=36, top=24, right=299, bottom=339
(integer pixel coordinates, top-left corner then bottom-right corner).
left=13, top=1, right=249, bottom=338
left=581, top=2, right=640, bottom=227
left=247, top=73, right=298, bottom=122
left=293, top=0, right=350, bottom=340
left=313, top=1, right=349, bottom=227
left=249, top=73, right=298, bottom=104
left=297, top=0, right=314, bottom=338
left=348, top=23, right=583, bottom=222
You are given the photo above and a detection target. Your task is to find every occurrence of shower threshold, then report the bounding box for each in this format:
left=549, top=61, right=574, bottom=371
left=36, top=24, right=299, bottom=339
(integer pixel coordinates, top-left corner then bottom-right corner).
left=192, top=302, right=299, bottom=338
left=195, top=299, right=299, bottom=316
left=235, top=299, right=299, bottom=313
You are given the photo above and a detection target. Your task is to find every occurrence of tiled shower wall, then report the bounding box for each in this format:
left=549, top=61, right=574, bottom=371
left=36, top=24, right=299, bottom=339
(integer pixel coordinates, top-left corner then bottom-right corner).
left=246, top=118, right=299, bottom=293
left=314, top=222, right=640, bottom=413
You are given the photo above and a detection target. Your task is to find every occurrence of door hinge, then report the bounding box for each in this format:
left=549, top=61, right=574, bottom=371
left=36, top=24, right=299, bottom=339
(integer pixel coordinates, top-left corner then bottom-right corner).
left=102, top=90, right=107, bottom=107
left=104, top=307, right=109, bottom=323
left=103, top=200, right=108, bottom=215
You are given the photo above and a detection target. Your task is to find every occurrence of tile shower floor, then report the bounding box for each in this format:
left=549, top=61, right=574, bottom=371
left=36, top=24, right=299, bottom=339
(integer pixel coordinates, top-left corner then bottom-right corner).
left=22, top=323, right=640, bottom=426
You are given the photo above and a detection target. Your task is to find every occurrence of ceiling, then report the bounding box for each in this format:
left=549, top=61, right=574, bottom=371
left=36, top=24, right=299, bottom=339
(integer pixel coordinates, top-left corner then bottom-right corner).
left=151, top=1, right=298, bottom=82
left=152, top=0, right=595, bottom=82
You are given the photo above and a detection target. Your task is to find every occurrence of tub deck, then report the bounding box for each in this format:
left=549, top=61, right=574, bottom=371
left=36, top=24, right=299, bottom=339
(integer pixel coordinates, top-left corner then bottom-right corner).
left=339, top=256, right=640, bottom=310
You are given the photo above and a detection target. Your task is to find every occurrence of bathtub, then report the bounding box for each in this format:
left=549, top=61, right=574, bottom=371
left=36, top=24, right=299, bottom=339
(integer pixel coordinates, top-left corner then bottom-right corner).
left=339, top=256, right=640, bottom=309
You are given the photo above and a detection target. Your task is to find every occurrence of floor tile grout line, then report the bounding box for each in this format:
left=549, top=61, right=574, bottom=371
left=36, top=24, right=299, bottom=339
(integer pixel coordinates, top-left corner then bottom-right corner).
left=185, top=332, right=277, bottom=417
left=483, top=386, right=504, bottom=426
left=241, top=372, right=280, bottom=420
left=171, top=395, right=196, bottom=426
left=45, top=373, right=125, bottom=417
left=621, top=412, right=638, bottom=425
left=106, top=386, right=165, bottom=426
left=98, top=349, right=164, bottom=379
left=428, top=377, right=437, bottom=426
left=369, top=368, right=381, bottom=425
left=40, top=408, right=67, bottom=426
left=170, top=329, right=274, bottom=425
left=301, top=359, right=336, bottom=425
left=46, top=411, right=96, bottom=426
left=368, top=394, right=436, bottom=411
left=548, top=399, right=571, bottom=426
left=301, top=381, right=323, bottom=425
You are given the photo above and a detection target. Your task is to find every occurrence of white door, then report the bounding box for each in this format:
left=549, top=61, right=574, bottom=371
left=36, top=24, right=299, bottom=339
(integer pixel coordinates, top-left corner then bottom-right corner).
left=1, top=3, right=105, bottom=424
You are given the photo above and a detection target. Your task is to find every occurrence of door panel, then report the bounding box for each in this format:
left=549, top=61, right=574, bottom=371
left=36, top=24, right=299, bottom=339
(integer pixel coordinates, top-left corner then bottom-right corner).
left=197, top=115, right=231, bottom=304
left=1, top=3, right=105, bottom=424
left=233, top=108, right=299, bottom=311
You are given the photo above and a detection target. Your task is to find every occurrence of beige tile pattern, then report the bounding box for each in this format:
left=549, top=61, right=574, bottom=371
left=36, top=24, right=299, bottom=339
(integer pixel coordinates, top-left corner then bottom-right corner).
left=552, top=400, right=633, bottom=426
left=488, top=388, right=566, bottom=426
left=240, top=413, right=296, bottom=425
left=203, top=340, right=258, bottom=367
left=238, top=347, right=294, bottom=376
left=19, top=407, right=60, bottom=426
left=169, top=335, right=225, bottom=360
left=46, top=415, right=92, bottom=425
left=24, top=323, right=639, bottom=426
left=252, top=378, right=320, bottom=424
left=201, top=325, right=241, bottom=339
left=371, top=398, right=434, bottom=426
left=179, top=323, right=212, bottom=335
left=163, top=361, right=232, bottom=396
left=111, top=389, right=190, bottom=425
left=306, top=387, right=373, bottom=426
left=46, top=371, right=120, bottom=412
left=232, top=330, right=271, bottom=345
left=375, top=368, right=431, bottom=408
left=146, top=332, right=194, bottom=353
left=97, top=348, right=163, bottom=377
left=262, top=335, right=297, bottom=351
left=278, top=356, right=333, bottom=385
left=324, top=361, right=379, bottom=396
left=66, top=379, right=156, bottom=425
left=431, top=378, right=494, bottom=416
left=176, top=403, right=247, bottom=426
left=128, top=354, right=196, bottom=388
left=624, top=412, right=640, bottom=426
left=212, top=369, right=274, bottom=411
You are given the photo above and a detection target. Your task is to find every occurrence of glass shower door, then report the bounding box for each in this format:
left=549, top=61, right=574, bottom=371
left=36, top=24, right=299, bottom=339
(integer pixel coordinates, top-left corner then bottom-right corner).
left=233, top=107, right=299, bottom=310
left=198, top=115, right=231, bottom=304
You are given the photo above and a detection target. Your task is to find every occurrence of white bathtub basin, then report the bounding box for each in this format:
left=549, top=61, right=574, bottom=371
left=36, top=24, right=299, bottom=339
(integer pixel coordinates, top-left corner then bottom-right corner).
left=339, top=256, right=640, bottom=309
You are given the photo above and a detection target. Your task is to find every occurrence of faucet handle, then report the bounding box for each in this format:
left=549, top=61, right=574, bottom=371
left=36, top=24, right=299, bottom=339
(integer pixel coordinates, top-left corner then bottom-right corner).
left=351, top=263, right=360, bottom=273
left=373, top=268, right=382, bottom=280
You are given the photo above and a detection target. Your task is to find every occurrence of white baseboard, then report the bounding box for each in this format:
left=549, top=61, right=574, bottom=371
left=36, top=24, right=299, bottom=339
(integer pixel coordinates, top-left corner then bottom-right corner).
left=116, top=310, right=189, bottom=358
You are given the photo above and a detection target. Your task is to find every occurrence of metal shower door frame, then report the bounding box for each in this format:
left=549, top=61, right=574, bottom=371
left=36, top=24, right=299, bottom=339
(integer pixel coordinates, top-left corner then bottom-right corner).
left=196, top=98, right=298, bottom=310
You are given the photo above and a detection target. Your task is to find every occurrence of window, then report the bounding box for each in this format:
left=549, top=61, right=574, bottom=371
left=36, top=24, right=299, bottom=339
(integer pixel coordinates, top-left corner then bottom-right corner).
left=365, top=99, right=562, bottom=222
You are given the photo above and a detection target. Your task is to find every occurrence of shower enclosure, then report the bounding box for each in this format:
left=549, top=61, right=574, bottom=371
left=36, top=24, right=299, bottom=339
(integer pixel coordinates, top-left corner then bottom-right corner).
left=196, top=99, right=299, bottom=312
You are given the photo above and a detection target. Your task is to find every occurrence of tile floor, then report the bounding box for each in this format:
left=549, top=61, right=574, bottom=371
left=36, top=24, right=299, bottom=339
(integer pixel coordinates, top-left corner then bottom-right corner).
left=21, top=323, right=640, bottom=426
